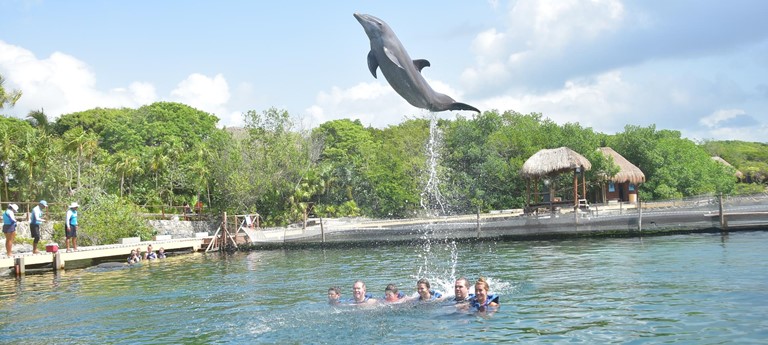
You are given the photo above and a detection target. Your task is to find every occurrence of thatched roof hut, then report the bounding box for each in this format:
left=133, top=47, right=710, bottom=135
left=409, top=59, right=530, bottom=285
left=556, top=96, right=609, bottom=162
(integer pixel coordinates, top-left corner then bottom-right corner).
left=598, top=147, right=645, bottom=184
left=521, top=147, right=592, bottom=178
left=521, top=147, right=592, bottom=207
left=712, top=156, right=744, bottom=179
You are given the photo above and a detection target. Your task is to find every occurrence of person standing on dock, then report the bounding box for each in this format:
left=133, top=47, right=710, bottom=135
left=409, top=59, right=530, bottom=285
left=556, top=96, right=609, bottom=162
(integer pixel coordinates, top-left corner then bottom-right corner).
left=3, top=203, right=19, bottom=256
left=30, top=200, right=48, bottom=254
left=65, top=202, right=79, bottom=252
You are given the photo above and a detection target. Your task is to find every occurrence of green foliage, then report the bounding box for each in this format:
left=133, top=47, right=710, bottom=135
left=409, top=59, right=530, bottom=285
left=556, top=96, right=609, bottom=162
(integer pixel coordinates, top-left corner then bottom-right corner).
left=702, top=140, right=768, bottom=184
left=74, top=190, right=155, bottom=245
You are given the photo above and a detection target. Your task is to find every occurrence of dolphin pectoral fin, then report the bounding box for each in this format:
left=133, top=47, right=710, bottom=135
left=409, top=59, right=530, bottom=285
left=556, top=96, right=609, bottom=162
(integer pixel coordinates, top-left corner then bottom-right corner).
left=367, top=51, right=379, bottom=78
left=383, top=47, right=404, bottom=69
left=448, top=102, right=481, bottom=113
left=413, top=59, right=431, bottom=72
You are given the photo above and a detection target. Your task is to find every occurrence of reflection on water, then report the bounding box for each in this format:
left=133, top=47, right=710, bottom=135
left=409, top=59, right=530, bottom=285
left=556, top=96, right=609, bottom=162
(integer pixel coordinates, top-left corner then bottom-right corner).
left=1, top=232, right=767, bottom=344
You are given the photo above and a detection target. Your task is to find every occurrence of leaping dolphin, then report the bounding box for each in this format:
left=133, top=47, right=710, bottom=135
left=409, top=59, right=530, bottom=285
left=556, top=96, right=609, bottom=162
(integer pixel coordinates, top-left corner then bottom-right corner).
left=354, top=13, right=480, bottom=113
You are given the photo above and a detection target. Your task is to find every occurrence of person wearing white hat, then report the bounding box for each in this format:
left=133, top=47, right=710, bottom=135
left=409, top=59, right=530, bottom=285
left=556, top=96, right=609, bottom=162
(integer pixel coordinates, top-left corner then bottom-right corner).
left=3, top=203, right=19, bottom=256
left=31, top=200, right=48, bottom=254
left=65, top=202, right=80, bottom=252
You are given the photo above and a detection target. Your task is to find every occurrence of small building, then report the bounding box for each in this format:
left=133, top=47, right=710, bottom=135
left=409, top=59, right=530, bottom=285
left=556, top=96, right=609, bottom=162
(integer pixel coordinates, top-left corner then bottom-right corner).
left=521, top=147, right=592, bottom=209
left=598, top=147, right=645, bottom=203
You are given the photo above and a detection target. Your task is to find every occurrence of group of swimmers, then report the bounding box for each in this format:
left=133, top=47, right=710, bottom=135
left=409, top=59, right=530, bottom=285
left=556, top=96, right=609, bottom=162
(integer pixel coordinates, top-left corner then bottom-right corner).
left=328, top=277, right=500, bottom=312
left=127, top=244, right=166, bottom=264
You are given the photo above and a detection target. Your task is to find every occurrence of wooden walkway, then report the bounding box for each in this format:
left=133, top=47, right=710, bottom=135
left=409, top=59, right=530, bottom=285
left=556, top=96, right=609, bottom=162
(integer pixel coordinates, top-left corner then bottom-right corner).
left=1, top=237, right=209, bottom=274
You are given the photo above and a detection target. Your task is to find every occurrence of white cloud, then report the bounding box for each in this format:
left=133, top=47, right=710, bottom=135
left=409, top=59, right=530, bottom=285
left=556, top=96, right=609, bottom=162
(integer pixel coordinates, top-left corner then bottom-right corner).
left=170, top=73, right=230, bottom=114
left=307, top=78, right=478, bottom=129
left=698, top=109, right=746, bottom=129
left=0, top=40, right=157, bottom=119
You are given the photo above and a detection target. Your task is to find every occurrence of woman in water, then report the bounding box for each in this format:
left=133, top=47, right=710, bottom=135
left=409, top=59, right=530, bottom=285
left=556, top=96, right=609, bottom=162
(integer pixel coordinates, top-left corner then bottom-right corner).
left=415, top=278, right=443, bottom=302
left=469, top=277, right=499, bottom=311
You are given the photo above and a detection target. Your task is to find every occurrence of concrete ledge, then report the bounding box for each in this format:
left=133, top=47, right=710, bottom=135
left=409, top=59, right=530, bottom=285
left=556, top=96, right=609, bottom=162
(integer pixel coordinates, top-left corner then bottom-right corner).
left=119, top=237, right=141, bottom=244
left=153, top=235, right=172, bottom=241
left=194, top=232, right=210, bottom=238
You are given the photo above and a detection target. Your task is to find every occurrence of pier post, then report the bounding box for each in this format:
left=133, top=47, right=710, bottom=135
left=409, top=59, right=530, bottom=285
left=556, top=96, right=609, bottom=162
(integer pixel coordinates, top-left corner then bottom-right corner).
left=54, top=251, right=64, bottom=270
left=638, top=195, right=642, bottom=231
left=719, top=193, right=727, bottom=231
left=14, top=257, right=24, bottom=276
left=320, top=217, right=325, bottom=243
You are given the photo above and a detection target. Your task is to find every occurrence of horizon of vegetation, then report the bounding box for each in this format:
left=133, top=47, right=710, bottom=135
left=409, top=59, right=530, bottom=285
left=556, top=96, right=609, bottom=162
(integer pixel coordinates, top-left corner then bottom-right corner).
left=2, top=74, right=766, bottom=247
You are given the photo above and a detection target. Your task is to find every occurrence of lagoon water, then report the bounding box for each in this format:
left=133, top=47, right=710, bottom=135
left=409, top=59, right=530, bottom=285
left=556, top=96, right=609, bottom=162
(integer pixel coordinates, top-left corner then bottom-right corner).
left=1, top=231, right=767, bottom=344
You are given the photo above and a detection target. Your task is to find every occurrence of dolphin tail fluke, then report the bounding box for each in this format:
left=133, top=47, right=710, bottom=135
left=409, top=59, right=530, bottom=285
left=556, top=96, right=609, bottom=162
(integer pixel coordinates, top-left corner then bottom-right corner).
left=449, top=102, right=481, bottom=113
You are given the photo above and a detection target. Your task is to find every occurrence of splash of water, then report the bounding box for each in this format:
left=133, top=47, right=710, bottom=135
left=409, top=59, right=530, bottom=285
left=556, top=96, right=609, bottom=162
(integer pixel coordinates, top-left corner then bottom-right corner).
left=420, top=113, right=446, bottom=216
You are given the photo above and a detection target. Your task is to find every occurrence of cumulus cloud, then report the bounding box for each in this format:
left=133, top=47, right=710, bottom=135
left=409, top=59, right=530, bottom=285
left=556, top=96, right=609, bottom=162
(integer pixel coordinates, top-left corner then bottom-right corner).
left=0, top=40, right=245, bottom=127
left=0, top=40, right=158, bottom=119
left=169, top=73, right=239, bottom=125
left=307, top=78, right=478, bottom=129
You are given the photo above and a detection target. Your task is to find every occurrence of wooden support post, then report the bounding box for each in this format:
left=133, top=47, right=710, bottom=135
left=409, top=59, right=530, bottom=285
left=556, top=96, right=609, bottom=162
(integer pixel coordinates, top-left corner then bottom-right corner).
left=54, top=252, right=64, bottom=270
left=719, top=193, right=727, bottom=231
left=573, top=170, right=578, bottom=208
left=320, top=217, right=325, bottom=243
left=638, top=195, right=643, bottom=231
left=14, top=257, right=24, bottom=276
left=222, top=212, right=227, bottom=252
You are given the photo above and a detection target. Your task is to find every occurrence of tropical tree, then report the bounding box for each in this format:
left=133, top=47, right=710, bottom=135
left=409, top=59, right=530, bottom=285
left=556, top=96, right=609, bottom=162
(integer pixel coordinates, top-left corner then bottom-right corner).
left=63, top=127, right=100, bottom=191
left=0, top=74, right=22, bottom=110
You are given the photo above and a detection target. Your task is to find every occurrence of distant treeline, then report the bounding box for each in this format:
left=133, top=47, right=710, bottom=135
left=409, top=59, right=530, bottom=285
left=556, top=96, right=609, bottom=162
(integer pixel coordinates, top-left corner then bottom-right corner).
left=1, top=102, right=765, bottom=233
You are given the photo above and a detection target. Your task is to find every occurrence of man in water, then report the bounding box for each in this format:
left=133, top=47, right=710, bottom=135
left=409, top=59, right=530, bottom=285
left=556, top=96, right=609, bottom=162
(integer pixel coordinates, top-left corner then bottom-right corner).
left=454, top=277, right=471, bottom=303
left=351, top=280, right=376, bottom=304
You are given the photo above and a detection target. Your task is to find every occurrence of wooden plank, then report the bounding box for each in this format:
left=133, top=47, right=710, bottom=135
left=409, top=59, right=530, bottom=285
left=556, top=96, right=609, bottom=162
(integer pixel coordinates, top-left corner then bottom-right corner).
left=1, top=238, right=205, bottom=270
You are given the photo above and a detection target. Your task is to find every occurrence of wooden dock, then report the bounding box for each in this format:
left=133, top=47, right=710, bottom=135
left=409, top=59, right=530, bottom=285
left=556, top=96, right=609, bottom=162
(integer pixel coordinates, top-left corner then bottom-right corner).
left=1, top=237, right=209, bottom=274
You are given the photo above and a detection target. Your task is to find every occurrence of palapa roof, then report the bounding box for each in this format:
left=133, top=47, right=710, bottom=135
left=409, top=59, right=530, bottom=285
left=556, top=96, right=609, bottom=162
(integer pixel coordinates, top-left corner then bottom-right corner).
left=712, top=156, right=744, bottom=179
left=598, top=147, right=646, bottom=184
left=521, top=147, right=592, bottom=178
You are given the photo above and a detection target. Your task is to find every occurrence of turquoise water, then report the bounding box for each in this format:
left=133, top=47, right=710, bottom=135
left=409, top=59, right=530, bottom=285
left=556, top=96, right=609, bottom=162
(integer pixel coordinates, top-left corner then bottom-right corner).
left=1, top=232, right=767, bottom=344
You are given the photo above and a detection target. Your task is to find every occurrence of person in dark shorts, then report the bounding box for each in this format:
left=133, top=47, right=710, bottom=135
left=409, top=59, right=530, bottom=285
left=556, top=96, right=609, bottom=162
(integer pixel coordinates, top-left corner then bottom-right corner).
left=30, top=200, right=48, bottom=254
left=3, top=203, right=19, bottom=256
left=65, top=202, right=79, bottom=252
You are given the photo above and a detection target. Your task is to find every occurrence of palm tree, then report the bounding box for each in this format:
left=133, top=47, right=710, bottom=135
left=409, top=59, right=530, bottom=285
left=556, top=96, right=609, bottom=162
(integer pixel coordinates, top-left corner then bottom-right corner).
left=17, top=130, right=52, bottom=201
left=26, top=109, right=50, bottom=133
left=0, top=74, right=22, bottom=109
left=0, top=125, right=17, bottom=202
left=112, top=152, right=144, bottom=197
left=63, top=127, right=99, bottom=190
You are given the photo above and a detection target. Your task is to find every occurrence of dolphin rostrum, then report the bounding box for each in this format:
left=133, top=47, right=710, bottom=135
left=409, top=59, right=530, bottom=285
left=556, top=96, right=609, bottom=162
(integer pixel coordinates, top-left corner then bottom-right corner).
left=354, top=13, right=480, bottom=113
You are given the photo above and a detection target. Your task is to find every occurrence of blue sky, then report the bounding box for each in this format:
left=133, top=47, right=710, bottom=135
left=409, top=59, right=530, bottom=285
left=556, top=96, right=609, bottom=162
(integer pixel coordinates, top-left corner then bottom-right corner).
left=1, top=0, right=767, bottom=142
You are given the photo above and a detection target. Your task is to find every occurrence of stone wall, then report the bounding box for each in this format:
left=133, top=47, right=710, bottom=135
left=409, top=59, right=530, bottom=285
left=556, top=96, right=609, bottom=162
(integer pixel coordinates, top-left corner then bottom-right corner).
left=6, top=220, right=216, bottom=241
left=147, top=220, right=218, bottom=238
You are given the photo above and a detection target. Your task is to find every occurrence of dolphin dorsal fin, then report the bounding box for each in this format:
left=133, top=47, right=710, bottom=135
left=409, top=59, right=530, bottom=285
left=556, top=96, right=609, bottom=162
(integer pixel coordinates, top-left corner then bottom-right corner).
left=367, top=50, right=379, bottom=78
left=413, top=59, right=431, bottom=72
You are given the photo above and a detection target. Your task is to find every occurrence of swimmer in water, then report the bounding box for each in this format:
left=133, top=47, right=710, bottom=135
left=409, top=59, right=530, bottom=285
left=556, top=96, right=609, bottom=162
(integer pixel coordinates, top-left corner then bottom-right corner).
left=469, top=277, right=499, bottom=312
left=350, top=280, right=377, bottom=305
left=383, top=283, right=405, bottom=303
left=416, top=278, right=443, bottom=302
left=328, top=286, right=342, bottom=305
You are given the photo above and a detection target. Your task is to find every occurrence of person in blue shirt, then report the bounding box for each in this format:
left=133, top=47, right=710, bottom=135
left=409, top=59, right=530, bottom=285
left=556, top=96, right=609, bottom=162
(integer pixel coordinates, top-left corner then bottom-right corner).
left=30, top=200, right=48, bottom=254
left=65, top=202, right=79, bottom=252
left=3, top=203, right=19, bottom=257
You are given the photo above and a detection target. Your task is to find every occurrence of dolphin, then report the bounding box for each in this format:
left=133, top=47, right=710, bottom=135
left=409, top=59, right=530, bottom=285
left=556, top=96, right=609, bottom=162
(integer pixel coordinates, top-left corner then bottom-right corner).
left=354, top=13, right=480, bottom=113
